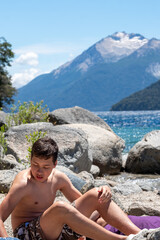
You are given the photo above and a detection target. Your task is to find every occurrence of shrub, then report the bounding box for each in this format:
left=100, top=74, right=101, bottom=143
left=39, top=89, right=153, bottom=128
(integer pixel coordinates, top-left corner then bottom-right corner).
left=7, top=100, right=49, bottom=127
left=25, top=131, right=47, bottom=161
left=1, top=101, right=49, bottom=158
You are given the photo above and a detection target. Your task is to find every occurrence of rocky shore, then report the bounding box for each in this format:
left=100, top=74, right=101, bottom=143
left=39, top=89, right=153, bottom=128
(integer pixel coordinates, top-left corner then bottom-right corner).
left=0, top=106, right=160, bottom=239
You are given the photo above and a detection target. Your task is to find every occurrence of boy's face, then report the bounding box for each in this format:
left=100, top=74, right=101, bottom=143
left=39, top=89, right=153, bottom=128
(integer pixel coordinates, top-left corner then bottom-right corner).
left=30, top=155, right=56, bottom=182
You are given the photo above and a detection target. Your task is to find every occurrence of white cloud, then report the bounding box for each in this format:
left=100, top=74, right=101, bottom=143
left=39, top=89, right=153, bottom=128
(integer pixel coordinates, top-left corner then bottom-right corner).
left=146, top=62, right=160, bottom=78
left=12, top=68, right=39, bottom=88
left=15, top=52, right=39, bottom=66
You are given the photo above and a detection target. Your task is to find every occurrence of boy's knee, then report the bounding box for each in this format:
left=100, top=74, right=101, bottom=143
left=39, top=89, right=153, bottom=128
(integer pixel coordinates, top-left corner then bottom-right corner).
left=88, top=188, right=99, bottom=198
left=51, top=201, right=69, bottom=214
left=51, top=201, right=75, bottom=215
left=84, top=188, right=100, bottom=203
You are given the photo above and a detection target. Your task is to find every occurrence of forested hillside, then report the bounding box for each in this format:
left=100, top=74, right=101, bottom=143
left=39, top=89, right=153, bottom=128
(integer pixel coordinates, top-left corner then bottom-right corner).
left=111, top=79, right=160, bottom=111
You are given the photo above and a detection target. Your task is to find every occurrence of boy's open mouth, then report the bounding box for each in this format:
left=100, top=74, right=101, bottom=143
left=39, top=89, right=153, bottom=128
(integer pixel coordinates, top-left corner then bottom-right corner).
left=36, top=175, right=43, bottom=179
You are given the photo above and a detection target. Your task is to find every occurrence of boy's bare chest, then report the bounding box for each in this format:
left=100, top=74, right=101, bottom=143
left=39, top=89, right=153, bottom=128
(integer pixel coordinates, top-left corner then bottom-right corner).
left=24, top=181, right=57, bottom=211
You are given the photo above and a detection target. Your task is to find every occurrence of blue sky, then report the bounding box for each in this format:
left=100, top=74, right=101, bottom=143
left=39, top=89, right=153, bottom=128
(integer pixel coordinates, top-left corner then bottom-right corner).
left=1, top=0, right=160, bottom=88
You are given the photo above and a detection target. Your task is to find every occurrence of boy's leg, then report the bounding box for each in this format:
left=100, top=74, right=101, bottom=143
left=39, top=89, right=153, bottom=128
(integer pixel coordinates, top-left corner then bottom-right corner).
left=75, top=188, right=140, bottom=236
left=40, top=201, right=126, bottom=240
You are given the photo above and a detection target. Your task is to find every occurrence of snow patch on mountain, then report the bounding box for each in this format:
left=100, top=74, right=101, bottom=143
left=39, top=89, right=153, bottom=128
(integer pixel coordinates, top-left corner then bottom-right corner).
left=146, top=62, right=160, bottom=78
left=96, top=32, right=148, bottom=62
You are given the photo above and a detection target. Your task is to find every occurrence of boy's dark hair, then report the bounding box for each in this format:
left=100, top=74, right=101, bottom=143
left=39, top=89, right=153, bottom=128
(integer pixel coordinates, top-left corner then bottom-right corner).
left=31, top=137, right=58, bottom=164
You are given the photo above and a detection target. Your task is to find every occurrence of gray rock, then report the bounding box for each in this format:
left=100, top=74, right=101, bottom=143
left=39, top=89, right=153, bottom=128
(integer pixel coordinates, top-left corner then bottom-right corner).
left=105, top=180, right=117, bottom=187
left=0, top=154, right=23, bottom=170
left=104, top=172, right=160, bottom=192
left=116, top=191, right=160, bottom=216
left=126, top=130, right=160, bottom=174
left=0, top=145, right=4, bottom=160
left=78, top=171, right=94, bottom=183
left=77, top=171, right=95, bottom=193
left=127, top=228, right=160, bottom=240
left=147, top=228, right=160, bottom=240
left=66, top=124, right=125, bottom=175
left=128, top=202, right=160, bottom=216
left=90, top=165, right=100, bottom=178
left=0, top=111, right=8, bottom=127
left=80, top=182, right=95, bottom=194
left=130, top=178, right=160, bottom=192
left=49, top=106, right=112, bottom=131
left=112, top=182, right=142, bottom=196
left=5, top=122, right=92, bottom=173
left=0, top=169, right=19, bottom=193
left=94, top=178, right=110, bottom=188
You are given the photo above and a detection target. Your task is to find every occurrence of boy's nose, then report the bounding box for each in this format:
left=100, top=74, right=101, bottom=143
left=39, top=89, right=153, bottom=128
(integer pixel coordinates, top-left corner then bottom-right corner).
left=37, top=168, right=43, bottom=173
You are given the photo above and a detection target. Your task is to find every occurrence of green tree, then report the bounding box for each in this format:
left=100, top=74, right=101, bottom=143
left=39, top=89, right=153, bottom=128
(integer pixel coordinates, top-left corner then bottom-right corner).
left=0, top=37, right=16, bottom=108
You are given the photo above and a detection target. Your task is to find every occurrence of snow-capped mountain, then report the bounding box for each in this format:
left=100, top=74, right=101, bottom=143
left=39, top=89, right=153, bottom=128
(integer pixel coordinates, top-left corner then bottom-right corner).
left=15, top=32, right=160, bottom=111
left=53, top=32, right=148, bottom=74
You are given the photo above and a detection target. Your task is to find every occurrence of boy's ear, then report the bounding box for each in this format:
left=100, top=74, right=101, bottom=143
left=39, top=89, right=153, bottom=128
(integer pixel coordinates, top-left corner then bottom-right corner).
left=54, top=160, right=57, bottom=167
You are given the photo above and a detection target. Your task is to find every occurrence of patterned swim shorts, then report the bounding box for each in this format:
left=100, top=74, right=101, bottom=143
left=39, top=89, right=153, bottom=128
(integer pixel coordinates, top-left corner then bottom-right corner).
left=13, top=202, right=82, bottom=240
left=13, top=216, right=45, bottom=240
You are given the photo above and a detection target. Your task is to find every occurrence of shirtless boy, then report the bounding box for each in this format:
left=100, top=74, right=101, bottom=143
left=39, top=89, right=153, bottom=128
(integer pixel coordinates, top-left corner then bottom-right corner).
left=0, top=137, right=140, bottom=240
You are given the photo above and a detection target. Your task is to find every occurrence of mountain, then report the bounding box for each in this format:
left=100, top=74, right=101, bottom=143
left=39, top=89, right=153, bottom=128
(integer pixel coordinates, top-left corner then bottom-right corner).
left=111, top=79, right=160, bottom=111
left=15, top=32, right=160, bottom=111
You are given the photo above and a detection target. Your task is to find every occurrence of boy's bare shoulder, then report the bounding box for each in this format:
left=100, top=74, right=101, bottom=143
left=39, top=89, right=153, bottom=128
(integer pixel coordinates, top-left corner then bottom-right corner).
left=53, top=169, right=68, bottom=180
left=53, top=169, right=72, bottom=188
left=12, top=168, right=32, bottom=189
left=7, top=168, right=32, bottom=201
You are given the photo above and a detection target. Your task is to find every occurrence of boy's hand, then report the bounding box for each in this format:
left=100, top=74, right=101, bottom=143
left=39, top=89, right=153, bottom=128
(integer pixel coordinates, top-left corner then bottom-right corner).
left=97, top=186, right=112, bottom=203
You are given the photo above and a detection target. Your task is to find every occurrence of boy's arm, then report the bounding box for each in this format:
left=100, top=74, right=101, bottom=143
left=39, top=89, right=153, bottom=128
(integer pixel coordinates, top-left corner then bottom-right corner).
left=0, top=174, right=27, bottom=237
left=58, top=172, right=112, bottom=204
left=58, top=172, right=112, bottom=227
left=58, top=172, right=82, bottom=202
left=0, top=193, right=14, bottom=237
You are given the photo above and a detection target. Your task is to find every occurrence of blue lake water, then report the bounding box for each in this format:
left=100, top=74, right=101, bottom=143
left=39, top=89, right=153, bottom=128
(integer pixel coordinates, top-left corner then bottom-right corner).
left=95, top=111, right=160, bottom=153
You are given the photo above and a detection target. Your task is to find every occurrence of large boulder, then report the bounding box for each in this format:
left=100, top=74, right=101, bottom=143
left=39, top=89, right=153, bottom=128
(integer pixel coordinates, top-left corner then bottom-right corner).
left=49, top=106, right=112, bottom=132
left=66, top=124, right=125, bottom=175
left=125, top=130, right=160, bottom=174
left=5, top=122, right=92, bottom=173
left=0, top=169, right=19, bottom=193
